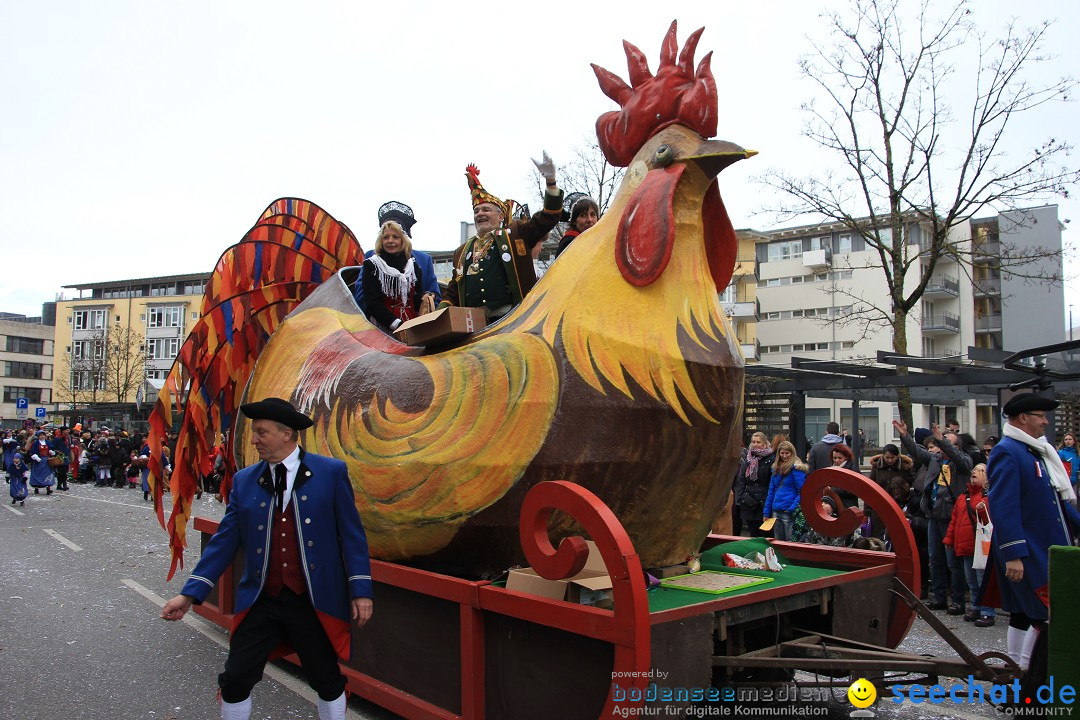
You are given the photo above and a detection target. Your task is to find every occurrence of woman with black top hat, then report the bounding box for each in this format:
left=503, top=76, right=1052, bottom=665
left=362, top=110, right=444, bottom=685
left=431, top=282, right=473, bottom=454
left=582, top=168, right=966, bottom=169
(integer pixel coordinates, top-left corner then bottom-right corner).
left=360, top=221, right=434, bottom=332
left=555, top=196, right=600, bottom=257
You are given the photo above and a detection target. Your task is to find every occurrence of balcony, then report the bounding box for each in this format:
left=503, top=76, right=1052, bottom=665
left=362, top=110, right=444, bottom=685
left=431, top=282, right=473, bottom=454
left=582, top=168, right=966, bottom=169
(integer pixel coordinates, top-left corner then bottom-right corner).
left=722, top=299, right=759, bottom=321
left=740, top=340, right=760, bottom=362
left=975, top=314, right=1003, bottom=333
left=923, top=274, right=959, bottom=298
left=973, top=277, right=1001, bottom=297
left=973, top=240, right=1000, bottom=263
left=802, top=249, right=831, bottom=270
left=921, top=311, right=960, bottom=334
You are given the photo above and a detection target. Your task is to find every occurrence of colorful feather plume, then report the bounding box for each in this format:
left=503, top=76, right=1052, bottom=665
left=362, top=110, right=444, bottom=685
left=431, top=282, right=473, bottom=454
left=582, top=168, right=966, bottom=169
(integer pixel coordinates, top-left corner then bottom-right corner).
left=147, top=198, right=363, bottom=579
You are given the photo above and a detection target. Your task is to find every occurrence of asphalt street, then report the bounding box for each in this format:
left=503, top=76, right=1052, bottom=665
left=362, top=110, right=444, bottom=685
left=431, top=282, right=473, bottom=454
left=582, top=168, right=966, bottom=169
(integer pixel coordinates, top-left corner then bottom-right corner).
left=1, top=482, right=1017, bottom=720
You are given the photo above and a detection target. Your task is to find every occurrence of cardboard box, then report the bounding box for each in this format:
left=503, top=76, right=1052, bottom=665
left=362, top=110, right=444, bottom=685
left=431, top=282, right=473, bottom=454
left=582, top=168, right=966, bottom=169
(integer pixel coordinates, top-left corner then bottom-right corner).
left=505, top=540, right=614, bottom=607
left=393, top=306, right=487, bottom=347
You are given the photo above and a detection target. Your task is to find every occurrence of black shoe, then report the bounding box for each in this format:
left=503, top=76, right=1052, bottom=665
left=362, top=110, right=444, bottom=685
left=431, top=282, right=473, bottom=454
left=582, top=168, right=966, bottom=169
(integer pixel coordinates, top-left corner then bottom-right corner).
left=947, top=604, right=965, bottom=616
left=143, top=492, right=149, bottom=501
left=926, top=599, right=948, bottom=610
left=46, top=488, right=53, bottom=495
left=974, top=615, right=996, bottom=627
left=34, top=488, right=40, bottom=495
left=963, top=609, right=980, bottom=622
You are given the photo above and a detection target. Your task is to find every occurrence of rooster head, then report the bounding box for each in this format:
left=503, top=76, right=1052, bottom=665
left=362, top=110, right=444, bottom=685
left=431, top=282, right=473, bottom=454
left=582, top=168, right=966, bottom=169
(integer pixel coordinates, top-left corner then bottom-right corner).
left=592, top=21, right=755, bottom=293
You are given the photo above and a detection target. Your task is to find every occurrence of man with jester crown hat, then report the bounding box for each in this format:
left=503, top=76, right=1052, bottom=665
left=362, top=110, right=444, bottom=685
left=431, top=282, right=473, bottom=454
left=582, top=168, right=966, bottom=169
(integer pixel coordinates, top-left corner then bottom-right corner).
left=440, top=154, right=563, bottom=322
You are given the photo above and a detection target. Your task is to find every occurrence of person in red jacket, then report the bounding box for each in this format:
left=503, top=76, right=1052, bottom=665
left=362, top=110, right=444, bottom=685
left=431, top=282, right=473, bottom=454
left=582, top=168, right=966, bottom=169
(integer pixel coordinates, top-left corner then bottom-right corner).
left=944, top=464, right=994, bottom=626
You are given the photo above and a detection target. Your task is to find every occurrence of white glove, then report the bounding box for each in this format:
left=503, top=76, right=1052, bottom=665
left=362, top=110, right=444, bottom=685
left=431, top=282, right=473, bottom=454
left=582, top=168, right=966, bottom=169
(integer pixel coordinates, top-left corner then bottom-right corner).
left=31, top=454, right=41, bottom=462
left=532, top=151, right=556, bottom=184
left=390, top=318, right=402, bottom=331
left=49, top=450, right=56, bottom=456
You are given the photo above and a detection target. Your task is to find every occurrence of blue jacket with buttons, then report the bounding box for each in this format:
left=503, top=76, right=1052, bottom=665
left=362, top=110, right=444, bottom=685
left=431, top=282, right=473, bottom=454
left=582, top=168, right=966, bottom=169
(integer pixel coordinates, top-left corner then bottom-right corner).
left=180, top=448, right=373, bottom=660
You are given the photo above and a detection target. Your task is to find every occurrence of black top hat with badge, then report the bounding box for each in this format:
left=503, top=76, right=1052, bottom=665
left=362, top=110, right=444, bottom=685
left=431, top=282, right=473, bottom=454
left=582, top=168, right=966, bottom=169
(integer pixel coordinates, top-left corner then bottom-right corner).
left=1001, top=393, right=1059, bottom=418
left=239, top=397, right=314, bottom=430
left=377, top=201, right=417, bottom=238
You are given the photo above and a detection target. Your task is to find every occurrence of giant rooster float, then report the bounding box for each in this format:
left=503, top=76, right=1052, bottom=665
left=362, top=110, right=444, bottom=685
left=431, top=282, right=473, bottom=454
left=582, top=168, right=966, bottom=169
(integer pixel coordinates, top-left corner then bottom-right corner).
left=148, top=21, right=755, bottom=580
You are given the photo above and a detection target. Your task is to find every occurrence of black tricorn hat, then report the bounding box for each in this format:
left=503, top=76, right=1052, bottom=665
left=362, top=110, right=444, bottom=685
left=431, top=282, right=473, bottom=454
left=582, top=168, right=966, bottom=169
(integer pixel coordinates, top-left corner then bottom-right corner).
left=377, top=201, right=417, bottom=237
left=1002, top=393, right=1059, bottom=418
left=240, top=397, right=314, bottom=430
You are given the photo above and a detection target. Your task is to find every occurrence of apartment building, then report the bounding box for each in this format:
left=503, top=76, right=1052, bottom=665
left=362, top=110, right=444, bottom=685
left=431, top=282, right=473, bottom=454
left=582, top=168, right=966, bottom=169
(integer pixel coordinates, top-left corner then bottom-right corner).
left=53, top=273, right=211, bottom=406
left=0, top=314, right=55, bottom=430
left=749, top=205, right=1065, bottom=447
left=722, top=231, right=762, bottom=363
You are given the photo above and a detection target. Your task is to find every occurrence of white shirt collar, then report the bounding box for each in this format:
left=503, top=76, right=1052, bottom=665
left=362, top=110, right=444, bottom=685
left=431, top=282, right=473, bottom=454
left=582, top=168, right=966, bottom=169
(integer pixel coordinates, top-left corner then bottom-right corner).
left=270, top=445, right=301, bottom=511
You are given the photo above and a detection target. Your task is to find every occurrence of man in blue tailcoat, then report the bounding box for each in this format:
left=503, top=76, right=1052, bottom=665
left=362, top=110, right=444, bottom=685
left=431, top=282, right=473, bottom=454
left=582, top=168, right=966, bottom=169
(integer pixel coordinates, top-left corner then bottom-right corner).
left=161, top=397, right=373, bottom=720
left=984, top=394, right=1080, bottom=671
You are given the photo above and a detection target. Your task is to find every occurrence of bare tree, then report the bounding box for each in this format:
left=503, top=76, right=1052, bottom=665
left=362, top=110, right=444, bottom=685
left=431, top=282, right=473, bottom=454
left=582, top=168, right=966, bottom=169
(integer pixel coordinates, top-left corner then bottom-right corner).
left=53, top=353, right=85, bottom=410
left=757, top=0, right=1077, bottom=421
left=59, top=331, right=109, bottom=405
left=102, top=324, right=146, bottom=404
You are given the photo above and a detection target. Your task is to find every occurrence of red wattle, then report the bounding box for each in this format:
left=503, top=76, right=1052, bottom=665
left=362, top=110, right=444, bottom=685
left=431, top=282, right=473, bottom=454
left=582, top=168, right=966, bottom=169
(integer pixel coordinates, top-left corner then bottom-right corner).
left=703, top=181, right=736, bottom=293
left=616, top=165, right=684, bottom=286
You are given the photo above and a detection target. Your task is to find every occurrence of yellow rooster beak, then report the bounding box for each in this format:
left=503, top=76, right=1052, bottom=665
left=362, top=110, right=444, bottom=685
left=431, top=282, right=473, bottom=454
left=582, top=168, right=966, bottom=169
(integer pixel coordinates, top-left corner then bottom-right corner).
left=682, top=139, right=756, bottom=180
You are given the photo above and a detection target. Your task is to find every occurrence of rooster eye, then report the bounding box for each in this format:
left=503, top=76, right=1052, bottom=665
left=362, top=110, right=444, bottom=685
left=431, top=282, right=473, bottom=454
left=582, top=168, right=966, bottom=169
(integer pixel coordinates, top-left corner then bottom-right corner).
left=654, top=145, right=674, bottom=167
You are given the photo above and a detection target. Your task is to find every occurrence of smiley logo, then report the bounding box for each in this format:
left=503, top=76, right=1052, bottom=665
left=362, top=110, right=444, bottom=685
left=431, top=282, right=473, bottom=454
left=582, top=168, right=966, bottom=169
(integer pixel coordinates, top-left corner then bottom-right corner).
left=848, top=678, right=877, bottom=708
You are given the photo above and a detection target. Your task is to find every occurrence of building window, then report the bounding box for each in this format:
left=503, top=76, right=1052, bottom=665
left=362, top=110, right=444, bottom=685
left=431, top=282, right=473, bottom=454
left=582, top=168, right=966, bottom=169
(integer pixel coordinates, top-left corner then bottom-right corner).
left=73, top=309, right=108, bottom=330
left=4, top=386, right=45, bottom=403
left=150, top=283, right=177, bottom=297
left=145, top=369, right=167, bottom=380
left=805, top=409, right=831, bottom=444
left=837, top=234, right=853, bottom=254
left=3, top=361, right=46, bottom=379
left=767, top=240, right=804, bottom=262
left=70, top=371, right=106, bottom=392
left=71, top=340, right=104, bottom=360
left=182, top=280, right=206, bottom=295
left=147, top=306, right=183, bottom=328
left=5, top=336, right=45, bottom=354
left=146, top=337, right=180, bottom=360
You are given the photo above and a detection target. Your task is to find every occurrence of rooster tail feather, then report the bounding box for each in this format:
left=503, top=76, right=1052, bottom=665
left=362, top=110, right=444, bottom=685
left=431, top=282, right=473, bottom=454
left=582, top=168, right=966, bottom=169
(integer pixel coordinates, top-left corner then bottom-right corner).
left=147, top=198, right=362, bottom=578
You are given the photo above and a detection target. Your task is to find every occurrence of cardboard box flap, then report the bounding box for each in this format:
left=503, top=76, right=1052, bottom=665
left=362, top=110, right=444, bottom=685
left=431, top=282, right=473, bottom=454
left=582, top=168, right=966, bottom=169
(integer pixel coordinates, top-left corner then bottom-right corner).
left=569, top=573, right=613, bottom=591
left=580, top=540, right=607, bottom=574
left=395, top=307, right=448, bottom=333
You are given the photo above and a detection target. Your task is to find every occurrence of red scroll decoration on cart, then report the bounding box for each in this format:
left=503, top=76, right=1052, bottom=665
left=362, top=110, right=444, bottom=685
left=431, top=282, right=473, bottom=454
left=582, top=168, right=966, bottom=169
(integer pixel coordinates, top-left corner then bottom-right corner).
left=519, top=481, right=651, bottom=719
left=800, top=467, right=921, bottom=648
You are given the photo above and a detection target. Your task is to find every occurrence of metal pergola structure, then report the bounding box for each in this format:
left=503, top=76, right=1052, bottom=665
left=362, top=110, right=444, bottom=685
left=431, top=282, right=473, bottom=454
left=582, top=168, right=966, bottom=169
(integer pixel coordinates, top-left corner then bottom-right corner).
left=744, top=341, right=1080, bottom=458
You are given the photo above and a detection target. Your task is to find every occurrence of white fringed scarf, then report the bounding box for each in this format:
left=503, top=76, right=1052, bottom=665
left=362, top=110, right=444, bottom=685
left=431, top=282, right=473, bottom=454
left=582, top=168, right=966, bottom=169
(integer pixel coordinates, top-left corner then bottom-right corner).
left=1002, top=422, right=1077, bottom=502
left=367, top=254, right=416, bottom=309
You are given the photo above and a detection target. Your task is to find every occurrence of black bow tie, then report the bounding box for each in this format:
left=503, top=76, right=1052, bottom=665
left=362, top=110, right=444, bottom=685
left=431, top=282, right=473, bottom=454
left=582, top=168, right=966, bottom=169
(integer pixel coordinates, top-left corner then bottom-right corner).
left=274, top=463, right=287, bottom=512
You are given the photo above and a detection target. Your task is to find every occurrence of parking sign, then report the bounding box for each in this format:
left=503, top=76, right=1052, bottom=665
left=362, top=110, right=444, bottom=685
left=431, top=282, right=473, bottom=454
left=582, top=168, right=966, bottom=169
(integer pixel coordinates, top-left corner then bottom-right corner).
left=16, top=398, right=28, bottom=410
left=35, top=407, right=46, bottom=419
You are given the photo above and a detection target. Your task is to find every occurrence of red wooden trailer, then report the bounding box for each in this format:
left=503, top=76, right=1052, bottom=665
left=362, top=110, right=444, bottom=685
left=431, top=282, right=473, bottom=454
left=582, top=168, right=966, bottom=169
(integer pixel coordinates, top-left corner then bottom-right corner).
left=188, top=467, right=1016, bottom=719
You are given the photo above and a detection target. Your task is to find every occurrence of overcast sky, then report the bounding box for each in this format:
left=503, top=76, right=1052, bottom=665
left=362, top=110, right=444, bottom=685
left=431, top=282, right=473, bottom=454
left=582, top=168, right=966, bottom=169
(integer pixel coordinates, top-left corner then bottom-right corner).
left=2, top=0, right=1077, bottom=332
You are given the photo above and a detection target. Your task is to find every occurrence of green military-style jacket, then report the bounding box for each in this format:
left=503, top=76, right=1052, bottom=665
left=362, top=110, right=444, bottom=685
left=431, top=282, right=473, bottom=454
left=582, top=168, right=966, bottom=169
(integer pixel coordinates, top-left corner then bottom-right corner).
left=442, top=188, right=564, bottom=309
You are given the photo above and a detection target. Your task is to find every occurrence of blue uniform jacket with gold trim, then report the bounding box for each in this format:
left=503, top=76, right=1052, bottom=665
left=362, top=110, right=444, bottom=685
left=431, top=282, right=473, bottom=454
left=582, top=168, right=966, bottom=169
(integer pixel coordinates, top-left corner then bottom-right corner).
left=180, top=448, right=372, bottom=659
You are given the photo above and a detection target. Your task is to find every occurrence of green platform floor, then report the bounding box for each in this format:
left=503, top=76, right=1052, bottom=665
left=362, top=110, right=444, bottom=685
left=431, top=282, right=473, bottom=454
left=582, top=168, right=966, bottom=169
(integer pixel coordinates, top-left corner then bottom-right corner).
left=647, top=538, right=848, bottom=613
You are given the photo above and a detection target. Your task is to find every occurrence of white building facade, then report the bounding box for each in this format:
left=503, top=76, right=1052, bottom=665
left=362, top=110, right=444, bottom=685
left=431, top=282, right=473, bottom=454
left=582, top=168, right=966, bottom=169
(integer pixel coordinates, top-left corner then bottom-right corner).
left=752, top=206, right=1065, bottom=449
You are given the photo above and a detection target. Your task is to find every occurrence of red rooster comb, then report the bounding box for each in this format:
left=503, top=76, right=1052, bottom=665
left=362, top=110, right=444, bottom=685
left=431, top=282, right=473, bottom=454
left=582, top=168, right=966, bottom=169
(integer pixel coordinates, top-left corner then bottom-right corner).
left=591, top=20, right=717, bottom=167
